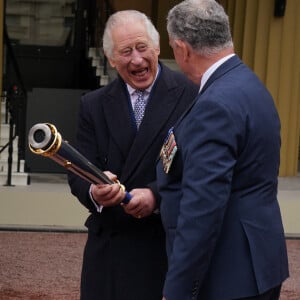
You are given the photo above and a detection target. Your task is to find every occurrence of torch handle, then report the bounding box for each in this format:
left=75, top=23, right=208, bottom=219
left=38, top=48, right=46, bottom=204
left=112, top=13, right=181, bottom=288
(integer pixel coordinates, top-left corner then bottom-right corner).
left=28, top=123, right=132, bottom=204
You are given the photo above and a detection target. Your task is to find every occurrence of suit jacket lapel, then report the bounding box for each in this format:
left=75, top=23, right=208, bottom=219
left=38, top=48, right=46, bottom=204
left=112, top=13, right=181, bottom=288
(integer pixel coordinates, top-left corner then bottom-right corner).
left=103, top=79, right=136, bottom=160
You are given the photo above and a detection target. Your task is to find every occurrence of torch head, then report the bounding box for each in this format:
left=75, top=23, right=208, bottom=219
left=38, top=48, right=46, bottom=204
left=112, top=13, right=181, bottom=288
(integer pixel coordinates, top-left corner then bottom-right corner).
left=28, top=123, right=61, bottom=156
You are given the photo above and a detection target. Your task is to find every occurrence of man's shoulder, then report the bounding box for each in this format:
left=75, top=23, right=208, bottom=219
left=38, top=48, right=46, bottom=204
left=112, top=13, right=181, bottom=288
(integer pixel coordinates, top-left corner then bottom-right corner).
left=82, top=78, right=122, bottom=101
left=160, top=62, right=184, bottom=79
left=160, top=62, right=198, bottom=90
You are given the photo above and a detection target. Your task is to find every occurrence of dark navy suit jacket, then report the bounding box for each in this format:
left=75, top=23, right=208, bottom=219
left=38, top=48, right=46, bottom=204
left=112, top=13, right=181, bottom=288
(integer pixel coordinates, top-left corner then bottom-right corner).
left=157, top=55, right=289, bottom=300
left=68, top=62, right=198, bottom=300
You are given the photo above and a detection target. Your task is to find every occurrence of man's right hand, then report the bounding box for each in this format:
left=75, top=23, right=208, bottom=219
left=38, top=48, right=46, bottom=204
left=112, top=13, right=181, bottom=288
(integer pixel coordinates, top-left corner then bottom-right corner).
left=90, top=171, right=126, bottom=207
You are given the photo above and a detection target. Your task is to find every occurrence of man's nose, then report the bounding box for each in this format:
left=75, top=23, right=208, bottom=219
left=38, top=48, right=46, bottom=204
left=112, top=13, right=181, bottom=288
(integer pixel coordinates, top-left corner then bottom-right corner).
left=130, top=49, right=143, bottom=64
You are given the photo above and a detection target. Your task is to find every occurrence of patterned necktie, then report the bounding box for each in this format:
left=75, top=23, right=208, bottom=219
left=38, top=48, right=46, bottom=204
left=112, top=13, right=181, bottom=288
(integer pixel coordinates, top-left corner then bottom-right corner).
left=133, top=90, right=147, bottom=128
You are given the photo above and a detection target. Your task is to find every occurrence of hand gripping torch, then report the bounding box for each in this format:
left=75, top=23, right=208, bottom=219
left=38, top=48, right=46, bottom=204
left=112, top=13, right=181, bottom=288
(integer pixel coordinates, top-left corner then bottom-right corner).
left=28, top=123, right=132, bottom=204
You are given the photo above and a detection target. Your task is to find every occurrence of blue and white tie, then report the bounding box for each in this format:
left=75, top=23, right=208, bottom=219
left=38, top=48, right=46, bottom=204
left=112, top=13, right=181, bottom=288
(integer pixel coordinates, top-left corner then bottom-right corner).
left=134, top=90, right=147, bottom=128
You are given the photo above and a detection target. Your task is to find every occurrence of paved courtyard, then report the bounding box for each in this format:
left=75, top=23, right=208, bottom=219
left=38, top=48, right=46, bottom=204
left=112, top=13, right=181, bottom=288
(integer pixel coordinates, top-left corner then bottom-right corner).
left=0, top=231, right=299, bottom=299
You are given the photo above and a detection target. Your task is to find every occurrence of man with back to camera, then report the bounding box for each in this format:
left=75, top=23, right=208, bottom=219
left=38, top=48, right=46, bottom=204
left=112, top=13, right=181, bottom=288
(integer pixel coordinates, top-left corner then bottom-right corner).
left=157, top=0, right=289, bottom=299
left=68, top=9, right=198, bottom=300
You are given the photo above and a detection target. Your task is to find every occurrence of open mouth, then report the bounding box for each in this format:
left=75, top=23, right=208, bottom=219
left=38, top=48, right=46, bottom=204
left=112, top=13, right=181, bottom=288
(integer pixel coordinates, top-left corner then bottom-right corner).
left=132, top=68, right=148, bottom=78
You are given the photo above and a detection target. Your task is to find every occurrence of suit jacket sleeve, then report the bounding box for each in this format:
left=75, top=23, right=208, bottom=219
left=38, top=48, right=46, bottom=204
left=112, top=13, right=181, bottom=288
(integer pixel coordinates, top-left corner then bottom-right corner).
left=67, top=92, right=106, bottom=212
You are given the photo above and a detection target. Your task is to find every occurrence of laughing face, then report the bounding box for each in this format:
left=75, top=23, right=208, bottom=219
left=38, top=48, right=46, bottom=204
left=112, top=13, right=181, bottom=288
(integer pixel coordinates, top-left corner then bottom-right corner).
left=107, top=20, right=160, bottom=90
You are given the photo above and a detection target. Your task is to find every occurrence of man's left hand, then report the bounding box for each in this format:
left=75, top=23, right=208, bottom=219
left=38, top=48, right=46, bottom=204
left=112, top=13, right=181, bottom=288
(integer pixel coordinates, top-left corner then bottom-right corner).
left=122, top=188, right=156, bottom=218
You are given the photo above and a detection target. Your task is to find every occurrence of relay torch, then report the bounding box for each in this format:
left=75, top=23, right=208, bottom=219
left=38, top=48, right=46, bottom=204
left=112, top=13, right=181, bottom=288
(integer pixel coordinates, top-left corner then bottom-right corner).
left=28, top=123, right=132, bottom=204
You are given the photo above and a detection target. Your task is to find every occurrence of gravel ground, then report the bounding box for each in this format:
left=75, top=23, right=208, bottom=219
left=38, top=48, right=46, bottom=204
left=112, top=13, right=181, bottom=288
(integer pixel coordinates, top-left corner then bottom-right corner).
left=0, top=231, right=299, bottom=300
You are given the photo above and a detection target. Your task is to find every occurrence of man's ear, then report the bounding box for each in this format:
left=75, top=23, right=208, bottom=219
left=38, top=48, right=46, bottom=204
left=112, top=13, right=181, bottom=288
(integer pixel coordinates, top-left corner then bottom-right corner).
left=175, top=40, right=190, bottom=62
left=155, top=46, right=160, bottom=56
left=105, top=53, right=116, bottom=68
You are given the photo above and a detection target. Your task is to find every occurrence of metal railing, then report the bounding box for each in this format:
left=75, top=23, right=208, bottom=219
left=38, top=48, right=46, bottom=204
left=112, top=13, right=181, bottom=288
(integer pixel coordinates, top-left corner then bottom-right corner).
left=1, top=24, right=27, bottom=185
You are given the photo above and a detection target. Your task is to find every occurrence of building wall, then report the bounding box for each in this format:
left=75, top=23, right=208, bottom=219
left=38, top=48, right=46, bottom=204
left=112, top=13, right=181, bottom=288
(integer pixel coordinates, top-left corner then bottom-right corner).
left=0, top=0, right=3, bottom=97
left=110, top=0, right=300, bottom=176
left=112, top=0, right=152, bottom=12
left=1, top=0, right=299, bottom=176
left=220, top=0, right=300, bottom=176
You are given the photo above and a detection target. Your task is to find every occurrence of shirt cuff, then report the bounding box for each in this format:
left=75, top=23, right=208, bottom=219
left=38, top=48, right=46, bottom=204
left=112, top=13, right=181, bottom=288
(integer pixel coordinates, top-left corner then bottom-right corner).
left=89, top=185, right=103, bottom=213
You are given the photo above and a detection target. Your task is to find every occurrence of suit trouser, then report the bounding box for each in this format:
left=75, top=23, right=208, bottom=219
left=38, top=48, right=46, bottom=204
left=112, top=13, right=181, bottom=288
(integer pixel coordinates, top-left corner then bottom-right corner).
left=235, top=285, right=282, bottom=300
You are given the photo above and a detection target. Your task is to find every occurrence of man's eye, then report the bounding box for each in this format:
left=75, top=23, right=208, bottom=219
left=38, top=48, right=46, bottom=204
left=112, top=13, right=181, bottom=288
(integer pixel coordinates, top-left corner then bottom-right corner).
left=121, top=49, right=132, bottom=56
left=137, top=45, right=147, bottom=51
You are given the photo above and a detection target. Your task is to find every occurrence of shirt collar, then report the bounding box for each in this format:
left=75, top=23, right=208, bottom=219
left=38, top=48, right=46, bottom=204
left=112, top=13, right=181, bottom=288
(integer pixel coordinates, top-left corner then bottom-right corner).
left=199, top=54, right=235, bottom=92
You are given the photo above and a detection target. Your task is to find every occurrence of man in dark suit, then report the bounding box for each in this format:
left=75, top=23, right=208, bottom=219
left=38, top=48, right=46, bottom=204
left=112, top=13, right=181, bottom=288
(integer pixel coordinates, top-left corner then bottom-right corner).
left=157, top=1, right=289, bottom=300
left=68, top=10, right=198, bottom=300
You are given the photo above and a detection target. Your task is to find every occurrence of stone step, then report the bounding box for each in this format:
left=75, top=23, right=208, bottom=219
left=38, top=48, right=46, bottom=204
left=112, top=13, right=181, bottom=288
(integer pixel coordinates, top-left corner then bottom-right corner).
left=96, top=66, right=104, bottom=77
left=92, top=57, right=102, bottom=67
left=88, top=47, right=103, bottom=59
left=100, top=75, right=109, bottom=86
left=0, top=124, right=16, bottom=139
left=1, top=101, right=8, bottom=124
left=0, top=136, right=18, bottom=148
left=0, top=171, right=29, bottom=186
left=0, top=151, right=19, bottom=161
left=0, top=144, right=19, bottom=160
left=0, top=138, right=18, bottom=154
left=0, top=159, right=25, bottom=173
left=88, top=47, right=97, bottom=59
left=1, top=100, right=6, bottom=109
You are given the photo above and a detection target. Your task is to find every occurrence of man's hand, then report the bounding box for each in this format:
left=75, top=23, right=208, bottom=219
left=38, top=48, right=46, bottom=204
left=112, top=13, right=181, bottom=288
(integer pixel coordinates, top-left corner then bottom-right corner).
left=90, top=171, right=126, bottom=207
left=122, top=188, right=156, bottom=218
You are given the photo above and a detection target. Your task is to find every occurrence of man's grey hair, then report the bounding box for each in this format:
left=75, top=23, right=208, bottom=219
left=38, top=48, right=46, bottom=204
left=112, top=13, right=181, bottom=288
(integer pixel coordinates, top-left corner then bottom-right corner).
left=103, top=10, right=160, bottom=58
left=167, top=0, right=233, bottom=56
